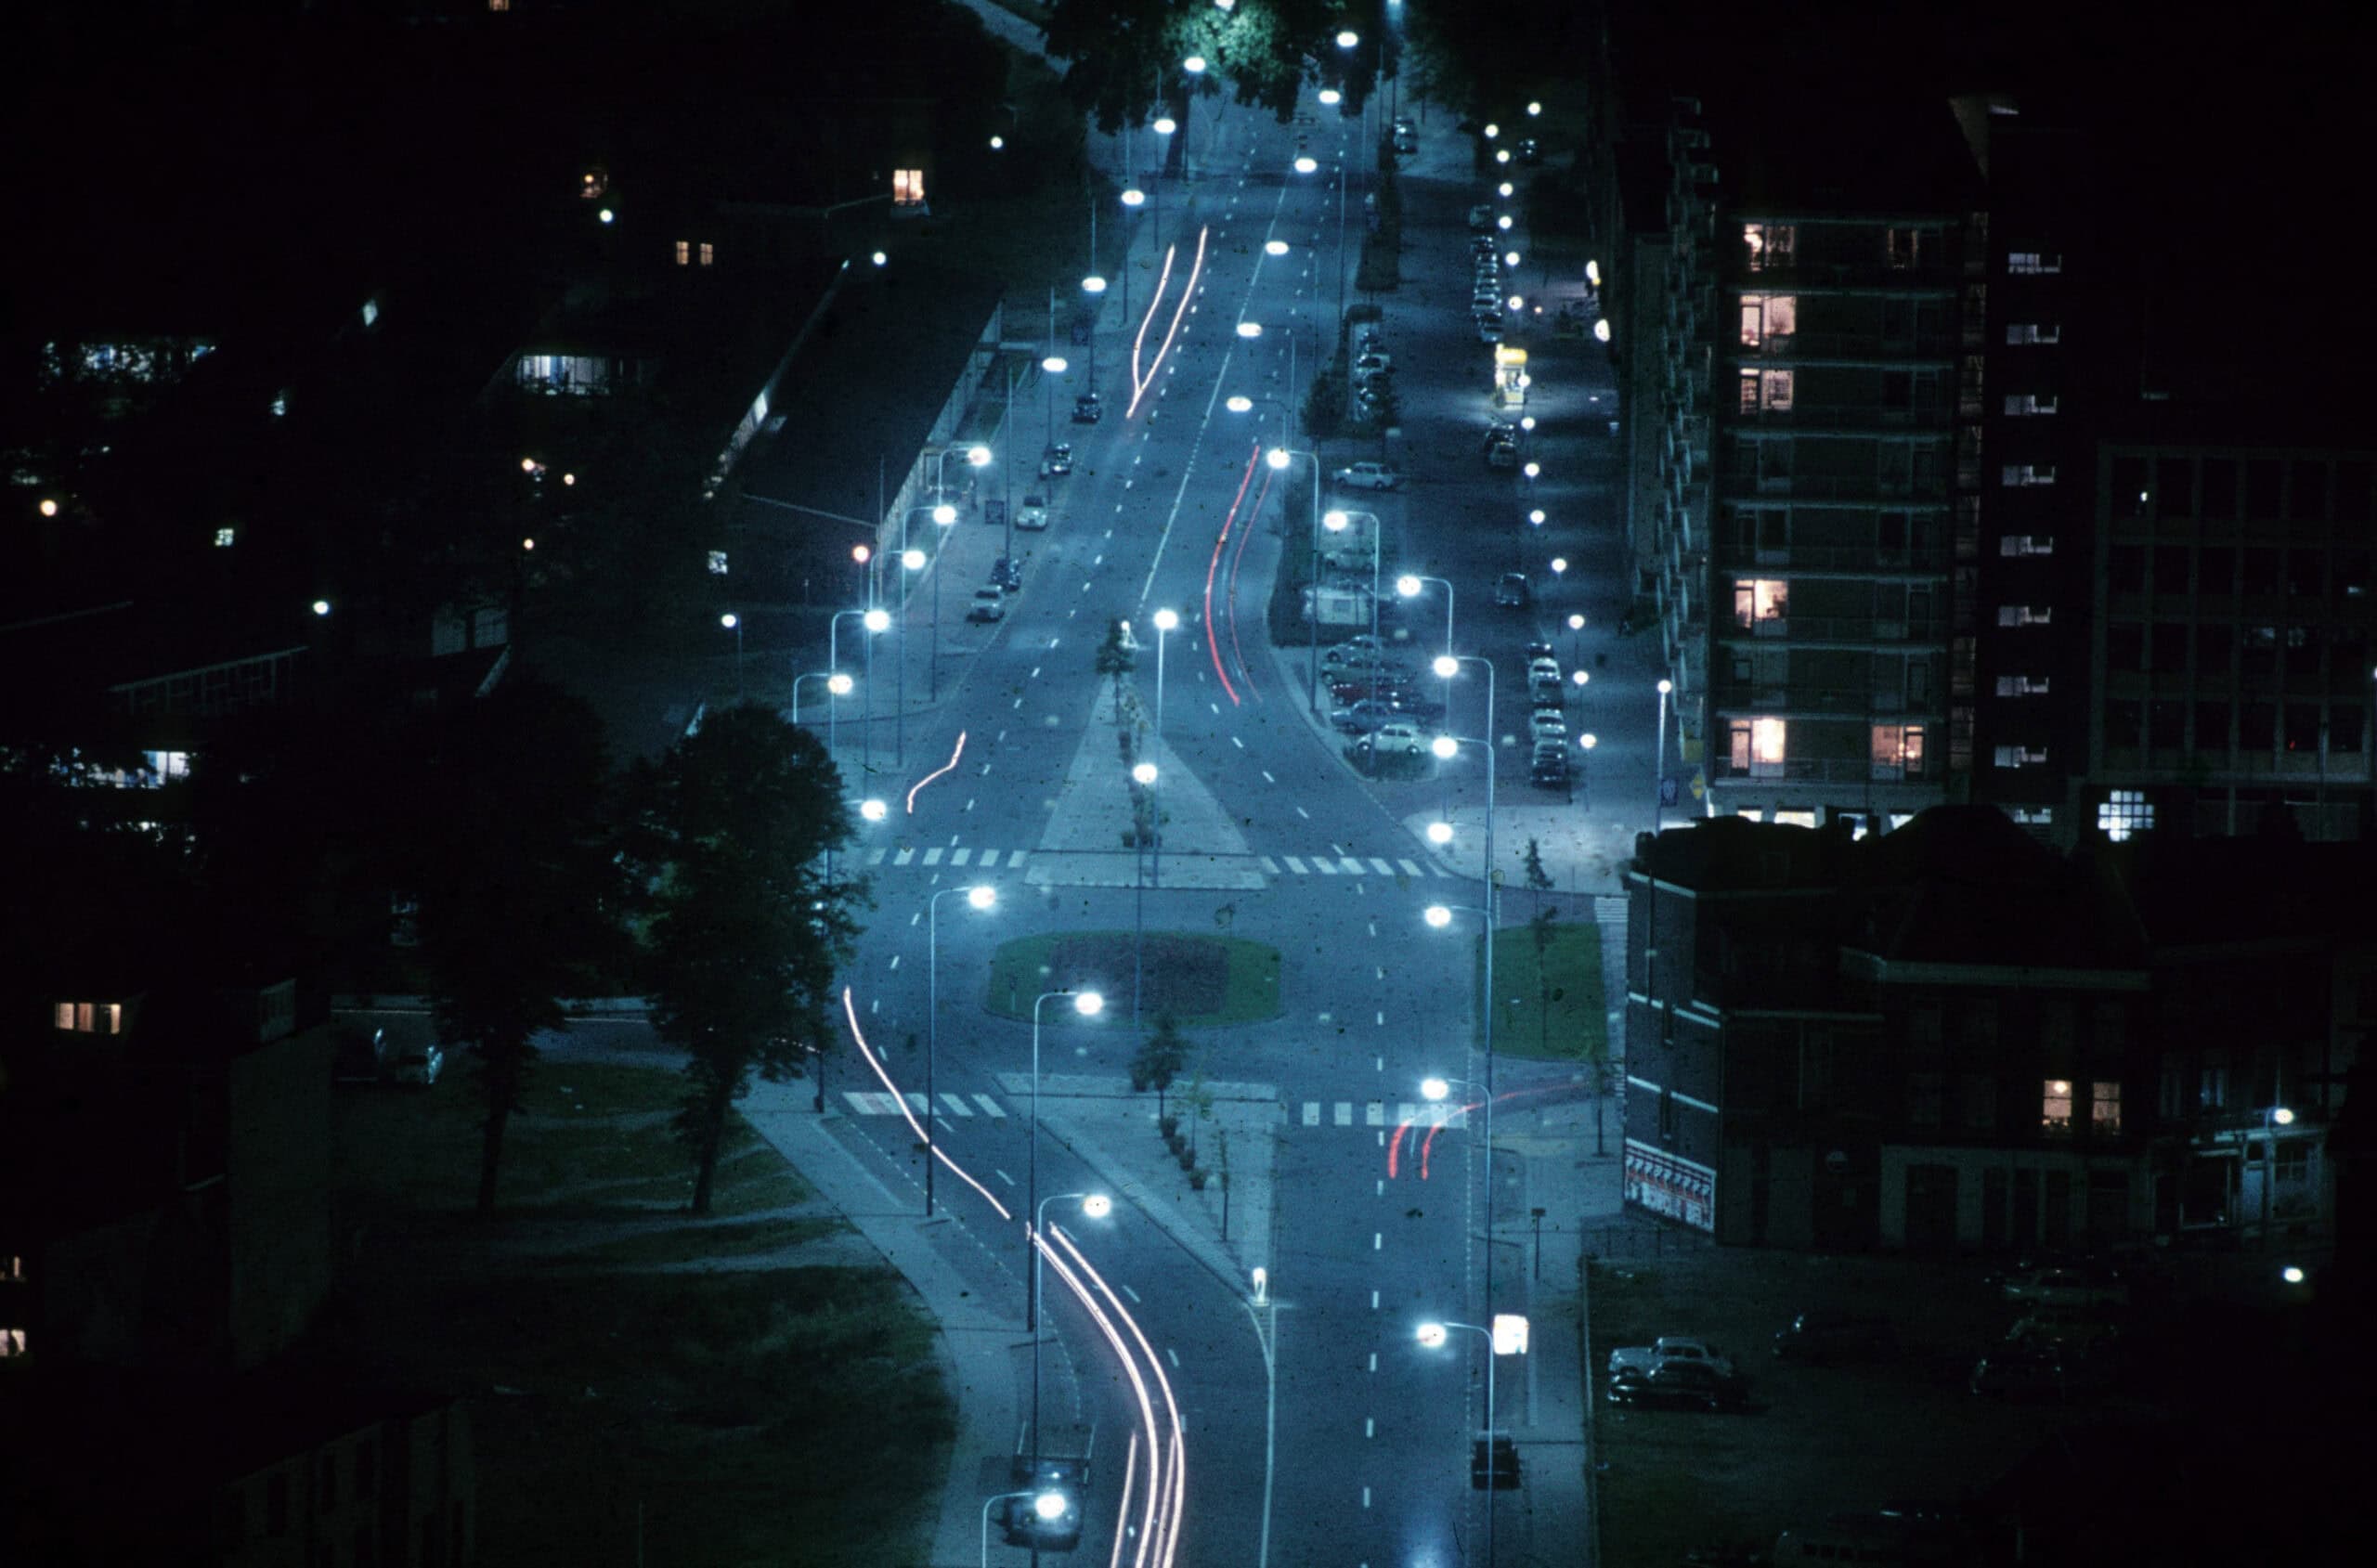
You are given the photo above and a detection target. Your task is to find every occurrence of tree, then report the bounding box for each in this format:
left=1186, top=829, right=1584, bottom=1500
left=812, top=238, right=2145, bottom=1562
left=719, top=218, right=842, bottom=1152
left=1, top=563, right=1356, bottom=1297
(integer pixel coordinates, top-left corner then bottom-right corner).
left=629, top=703, right=866, bottom=1214
left=407, top=675, right=626, bottom=1214
left=1096, top=616, right=1137, bottom=721
left=1523, top=836, right=1558, bottom=1059
left=1131, top=1012, right=1189, bottom=1120
left=1041, top=0, right=1386, bottom=142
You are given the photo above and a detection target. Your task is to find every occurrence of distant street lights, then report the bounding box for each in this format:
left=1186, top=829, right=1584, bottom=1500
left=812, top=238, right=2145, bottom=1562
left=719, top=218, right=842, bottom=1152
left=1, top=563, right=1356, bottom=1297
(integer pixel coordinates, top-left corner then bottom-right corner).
left=1027, top=991, right=1106, bottom=1330
left=1417, top=1317, right=1508, bottom=1564
left=1655, top=678, right=1674, bottom=830
left=830, top=607, right=890, bottom=771
left=1397, top=575, right=1455, bottom=663
left=721, top=612, right=744, bottom=701
left=927, top=885, right=998, bottom=1217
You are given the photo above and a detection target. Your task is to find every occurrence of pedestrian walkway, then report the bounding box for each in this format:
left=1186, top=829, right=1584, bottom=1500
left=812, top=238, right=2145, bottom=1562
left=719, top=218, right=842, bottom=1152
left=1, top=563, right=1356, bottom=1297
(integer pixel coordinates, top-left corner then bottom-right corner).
left=1297, top=1098, right=1469, bottom=1129
left=837, top=1089, right=1008, bottom=1120
left=851, top=841, right=1463, bottom=883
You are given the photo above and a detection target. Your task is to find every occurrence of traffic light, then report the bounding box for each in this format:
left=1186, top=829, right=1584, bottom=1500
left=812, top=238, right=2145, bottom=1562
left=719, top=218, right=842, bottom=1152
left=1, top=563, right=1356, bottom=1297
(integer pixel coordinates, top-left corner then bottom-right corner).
left=1471, top=1433, right=1521, bottom=1490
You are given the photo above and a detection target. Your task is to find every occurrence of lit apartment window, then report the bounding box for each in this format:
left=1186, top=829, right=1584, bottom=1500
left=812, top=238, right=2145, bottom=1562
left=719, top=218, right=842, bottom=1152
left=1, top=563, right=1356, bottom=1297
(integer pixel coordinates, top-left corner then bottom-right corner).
left=1729, top=717, right=1788, bottom=778
left=578, top=166, right=606, bottom=200
left=1739, top=294, right=1798, bottom=346
left=1, top=1255, right=20, bottom=1281
left=2001, top=463, right=2057, bottom=486
left=1886, top=227, right=1930, bottom=268
left=1996, top=604, right=2052, bottom=627
left=2005, top=323, right=2061, bottom=345
left=1734, top=578, right=1788, bottom=632
left=1871, top=723, right=1926, bottom=780
left=699, top=241, right=714, bottom=266
left=142, top=750, right=189, bottom=784
left=707, top=550, right=729, bottom=577
left=214, top=526, right=237, bottom=548
left=2098, top=789, right=2154, bottom=841
left=893, top=168, right=927, bottom=207
left=488, top=0, right=511, bottom=11
left=2091, top=1081, right=2123, bottom=1134
left=53, top=1002, right=123, bottom=1034
left=0, top=1328, right=25, bottom=1358
left=2003, top=395, right=2059, bottom=416
left=675, top=240, right=690, bottom=266
left=1744, top=223, right=1796, bottom=272
left=2041, top=1079, right=2074, bottom=1131
left=1737, top=369, right=1793, bottom=411
left=1999, top=535, right=2056, bottom=557
left=1994, top=674, right=2052, bottom=696
left=1994, top=744, right=2050, bottom=768
left=2007, top=806, right=2055, bottom=826
left=2007, top=251, right=2062, bottom=275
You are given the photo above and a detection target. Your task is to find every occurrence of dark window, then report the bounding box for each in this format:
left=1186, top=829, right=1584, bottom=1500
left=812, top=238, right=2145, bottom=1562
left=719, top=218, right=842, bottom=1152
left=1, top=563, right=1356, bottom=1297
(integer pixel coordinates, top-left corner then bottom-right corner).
left=2335, top=705, right=2367, bottom=753
left=2246, top=460, right=2283, bottom=518
left=2241, top=550, right=2280, bottom=594
left=1878, top=512, right=1907, bottom=553
left=2335, top=550, right=2371, bottom=604
left=2338, top=461, right=2372, bottom=523
left=2153, top=546, right=2189, bottom=594
left=2111, top=455, right=2150, bottom=517
left=355, top=1527, right=378, bottom=1568
left=2193, top=701, right=2230, bottom=754
left=2107, top=625, right=2145, bottom=670
left=2290, top=460, right=2328, bottom=520
left=2201, top=459, right=2239, bottom=517
left=2150, top=625, right=2188, bottom=674
left=2287, top=552, right=2325, bottom=598
left=2194, top=622, right=2231, bottom=674
left=2286, top=705, right=2321, bottom=754
left=2155, top=458, right=2194, bottom=515
left=2109, top=546, right=2146, bottom=592
left=2150, top=700, right=2187, bottom=752
left=2241, top=627, right=2278, bottom=678
left=2242, top=703, right=2278, bottom=751
left=2105, top=700, right=2142, bottom=748
left=2200, top=546, right=2235, bottom=592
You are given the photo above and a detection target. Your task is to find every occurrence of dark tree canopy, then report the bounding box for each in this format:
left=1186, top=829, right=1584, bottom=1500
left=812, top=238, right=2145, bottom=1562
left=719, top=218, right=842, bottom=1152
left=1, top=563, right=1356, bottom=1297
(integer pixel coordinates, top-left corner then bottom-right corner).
left=1043, top=0, right=1393, bottom=134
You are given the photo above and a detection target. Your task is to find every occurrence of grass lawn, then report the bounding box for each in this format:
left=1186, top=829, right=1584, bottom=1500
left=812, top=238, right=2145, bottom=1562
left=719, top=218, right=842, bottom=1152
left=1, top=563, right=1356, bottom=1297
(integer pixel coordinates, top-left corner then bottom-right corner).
left=1469, top=920, right=1606, bottom=1064
left=984, top=931, right=1282, bottom=1025
left=326, top=1056, right=948, bottom=1568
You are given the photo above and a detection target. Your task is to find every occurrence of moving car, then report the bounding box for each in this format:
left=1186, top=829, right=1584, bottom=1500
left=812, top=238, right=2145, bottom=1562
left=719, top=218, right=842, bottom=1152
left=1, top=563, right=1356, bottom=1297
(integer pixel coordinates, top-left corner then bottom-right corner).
left=1015, top=494, right=1050, bottom=531
left=1072, top=392, right=1103, bottom=424
left=966, top=588, right=1007, bottom=623
left=1495, top=572, right=1530, bottom=608
left=1333, top=461, right=1404, bottom=491
left=1040, top=443, right=1073, bottom=477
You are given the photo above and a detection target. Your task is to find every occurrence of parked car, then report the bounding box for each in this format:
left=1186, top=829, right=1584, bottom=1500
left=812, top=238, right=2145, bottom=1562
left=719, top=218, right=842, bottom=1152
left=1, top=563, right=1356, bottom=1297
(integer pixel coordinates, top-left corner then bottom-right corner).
left=332, top=1026, right=391, bottom=1085
left=1322, top=634, right=1392, bottom=667
left=1485, top=440, right=1519, bottom=472
left=1353, top=351, right=1393, bottom=375
left=967, top=588, right=1007, bottom=623
left=1529, top=678, right=1565, bottom=710
left=1476, top=319, right=1505, bottom=344
left=1072, top=392, right=1103, bottom=424
left=1608, top=1336, right=1735, bottom=1380
left=1528, top=711, right=1567, bottom=745
left=1334, top=461, right=1404, bottom=491
left=1016, top=494, right=1050, bottom=531
left=389, top=1041, right=444, bottom=1087
left=1772, top=1311, right=1899, bottom=1364
left=1495, top=572, right=1530, bottom=608
left=2007, top=1306, right=2124, bottom=1355
left=990, top=556, right=1024, bottom=592
left=1362, top=720, right=1429, bottom=756
left=1529, top=744, right=1569, bottom=789
left=1526, top=654, right=1561, bottom=681
left=1331, top=698, right=1422, bottom=734
left=1968, top=1344, right=2108, bottom=1402
left=1606, top=1359, right=1750, bottom=1412
left=1040, top=443, right=1073, bottom=477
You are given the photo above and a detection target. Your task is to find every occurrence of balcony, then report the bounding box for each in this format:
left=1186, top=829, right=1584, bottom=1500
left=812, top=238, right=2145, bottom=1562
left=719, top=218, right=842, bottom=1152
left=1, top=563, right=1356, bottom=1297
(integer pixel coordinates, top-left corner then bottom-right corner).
left=1718, top=615, right=1948, bottom=646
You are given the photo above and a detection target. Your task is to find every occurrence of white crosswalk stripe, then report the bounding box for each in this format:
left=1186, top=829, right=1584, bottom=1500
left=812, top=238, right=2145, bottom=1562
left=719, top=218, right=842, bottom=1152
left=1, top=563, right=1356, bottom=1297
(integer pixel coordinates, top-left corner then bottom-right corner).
left=842, top=1091, right=903, bottom=1116
left=865, top=849, right=888, bottom=866
left=1284, top=856, right=1308, bottom=874
left=1260, top=856, right=1280, bottom=875
left=979, top=849, right=1003, bottom=867
left=952, top=848, right=973, bottom=865
left=1298, top=1099, right=1468, bottom=1129
left=903, top=1093, right=929, bottom=1115
left=972, top=1094, right=1007, bottom=1118
left=1368, top=858, right=1396, bottom=875
left=1333, top=1101, right=1353, bottom=1126
left=1304, top=1101, right=1320, bottom=1126
left=1365, top=1101, right=1386, bottom=1127
left=937, top=1094, right=974, bottom=1117
left=893, top=848, right=916, bottom=866
left=1310, top=857, right=1337, bottom=875
left=922, top=848, right=943, bottom=865
left=1397, top=859, right=1425, bottom=877
left=1339, top=857, right=1366, bottom=875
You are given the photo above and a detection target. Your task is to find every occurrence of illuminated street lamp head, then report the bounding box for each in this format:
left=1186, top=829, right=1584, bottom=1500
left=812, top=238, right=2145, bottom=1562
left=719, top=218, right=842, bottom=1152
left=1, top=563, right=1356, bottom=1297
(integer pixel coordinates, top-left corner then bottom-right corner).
left=1043, top=356, right=1068, bottom=374
left=828, top=673, right=854, bottom=695
left=598, top=208, right=615, bottom=225
left=1154, top=116, right=1177, bottom=136
left=1431, top=734, right=1459, bottom=759
left=1552, top=557, right=1569, bottom=575
left=1265, top=240, right=1289, bottom=255
left=968, top=445, right=992, bottom=467
left=966, top=884, right=997, bottom=911
left=1183, top=54, right=1207, bottom=73
left=2283, top=1264, right=2306, bottom=1285
left=1587, top=259, right=1603, bottom=287
left=1504, top=250, right=1522, bottom=267
left=1594, top=317, right=1612, bottom=343
left=1083, top=275, right=1107, bottom=294
left=1122, top=188, right=1146, bottom=207
left=522, top=537, right=535, bottom=551
left=1227, top=395, right=1254, bottom=413
left=861, top=797, right=889, bottom=822
left=39, top=497, right=61, bottom=517
left=1082, top=1193, right=1114, bottom=1218
left=1483, top=123, right=1500, bottom=139
left=991, top=135, right=1006, bottom=150
left=1421, top=1078, right=1451, bottom=1102
left=1434, top=654, right=1459, bottom=679
left=898, top=548, right=923, bottom=571
left=1132, top=762, right=1158, bottom=786
left=1523, top=461, right=1541, bottom=480
left=1337, top=29, right=1359, bottom=47
left=1416, top=1321, right=1449, bottom=1348
left=1497, top=214, right=1513, bottom=230
left=1527, top=101, right=1543, bottom=116
left=1396, top=575, right=1422, bottom=597
left=1033, top=1492, right=1068, bottom=1522
left=720, top=613, right=738, bottom=629
left=1508, top=293, right=1524, bottom=311
left=853, top=544, right=872, bottom=564
left=1499, top=181, right=1514, bottom=198
left=933, top=504, right=957, bottom=526
left=1568, top=612, right=1586, bottom=630
left=520, top=456, right=539, bottom=473
left=1521, top=415, right=1537, bottom=431
left=1529, top=509, right=1546, bottom=525
left=1581, top=732, right=1598, bottom=751
left=1267, top=447, right=1291, bottom=470
left=311, top=599, right=332, bottom=617
left=2274, top=1107, right=2296, bottom=1125
left=871, top=251, right=888, bottom=266
left=1324, top=510, right=1350, bottom=533
left=1153, top=608, right=1180, bottom=632
left=1658, top=678, right=1674, bottom=694
left=1424, top=905, right=1454, bottom=927
left=1496, top=149, right=1512, bottom=165
left=1572, top=669, right=1591, bottom=687
left=864, top=608, right=891, bottom=633
left=1073, top=991, right=1105, bottom=1017
left=1294, top=155, right=1318, bottom=175
left=1426, top=821, right=1454, bottom=845
left=1318, top=88, right=1342, bottom=106
left=1238, top=321, right=1264, bottom=339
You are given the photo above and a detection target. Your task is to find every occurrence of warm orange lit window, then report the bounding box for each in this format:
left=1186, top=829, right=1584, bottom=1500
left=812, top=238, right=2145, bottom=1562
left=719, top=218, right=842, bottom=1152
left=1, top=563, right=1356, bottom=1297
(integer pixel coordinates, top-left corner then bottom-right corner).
left=1733, top=578, right=1788, bottom=630
left=1744, top=223, right=1795, bottom=272
left=893, top=169, right=926, bottom=206
left=1729, top=718, right=1787, bottom=777
left=53, top=1001, right=123, bottom=1034
left=2042, top=1079, right=2073, bottom=1131
left=2091, top=1082, right=2122, bottom=1134
left=675, top=240, right=690, bottom=266
left=1871, top=724, right=1925, bottom=780
left=699, top=241, right=714, bottom=266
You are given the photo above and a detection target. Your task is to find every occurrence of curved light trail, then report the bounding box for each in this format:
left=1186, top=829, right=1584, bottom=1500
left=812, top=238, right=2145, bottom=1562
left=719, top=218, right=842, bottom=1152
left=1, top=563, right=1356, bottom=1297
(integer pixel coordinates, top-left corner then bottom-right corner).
left=838, top=987, right=1011, bottom=1221
left=1108, top=1430, right=1139, bottom=1568
left=1037, top=1229, right=1171, bottom=1568
left=1126, top=226, right=1210, bottom=420
left=1050, top=1224, right=1189, bottom=1568
left=1220, top=462, right=1274, bottom=701
left=904, top=729, right=967, bottom=813
left=1201, top=445, right=1265, bottom=706
left=1130, top=243, right=1178, bottom=399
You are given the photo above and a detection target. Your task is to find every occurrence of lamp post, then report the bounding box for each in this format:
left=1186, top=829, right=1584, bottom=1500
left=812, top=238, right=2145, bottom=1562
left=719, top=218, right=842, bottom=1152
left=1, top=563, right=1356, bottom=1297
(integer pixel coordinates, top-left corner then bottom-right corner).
left=1151, top=608, right=1179, bottom=743
left=1655, top=677, right=1673, bottom=831
left=1580, top=732, right=1598, bottom=816
left=1266, top=447, right=1326, bottom=711
left=830, top=608, right=890, bottom=771
left=1397, top=574, right=1455, bottom=664
left=927, top=886, right=998, bottom=1217
left=1567, top=611, right=1586, bottom=672
left=2262, top=1104, right=2295, bottom=1251
left=792, top=670, right=852, bottom=732
left=930, top=452, right=988, bottom=699
left=1027, top=991, right=1105, bottom=1334
left=1029, top=1186, right=1112, bottom=1497
left=1082, top=273, right=1107, bottom=392
left=1323, top=507, right=1380, bottom=656
left=720, top=613, right=744, bottom=701
left=1416, top=1319, right=1501, bottom=1565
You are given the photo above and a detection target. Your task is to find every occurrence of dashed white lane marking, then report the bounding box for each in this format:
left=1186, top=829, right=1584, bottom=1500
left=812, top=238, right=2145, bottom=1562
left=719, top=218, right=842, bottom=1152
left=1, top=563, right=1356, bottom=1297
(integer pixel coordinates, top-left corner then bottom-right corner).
left=1362, top=1487, right=1371, bottom=1510
left=1368, top=1352, right=1377, bottom=1372
left=1366, top=1417, right=1375, bottom=1438
left=1295, top=805, right=1311, bottom=819
left=1370, top=1289, right=1379, bottom=1310
left=1121, top=1283, right=1140, bottom=1303
left=1167, top=1347, right=1181, bottom=1368
left=1372, top=1233, right=1382, bottom=1251
left=890, top=955, right=902, bottom=970
left=994, top=1169, right=1016, bottom=1186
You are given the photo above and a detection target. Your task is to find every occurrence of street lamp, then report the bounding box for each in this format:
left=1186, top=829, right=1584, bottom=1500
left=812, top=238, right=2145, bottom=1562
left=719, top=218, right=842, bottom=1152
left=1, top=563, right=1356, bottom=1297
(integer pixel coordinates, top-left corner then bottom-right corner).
left=1655, top=678, right=1674, bottom=830
left=1151, top=608, right=1179, bottom=740
left=982, top=1489, right=1069, bottom=1567
left=1398, top=574, right=1454, bottom=662
left=1029, top=1188, right=1115, bottom=1499
left=1324, top=507, right=1381, bottom=654
left=721, top=612, right=744, bottom=701
left=1580, top=732, right=1598, bottom=817
left=1027, top=991, right=1106, bottom=1331
left=793, top=670, right=853, bottom=731
left=1417, top=1317, right=1507, bottom=1562
left=927, top=885, right=998, bottom=1217
left=830, top=607, right=890, bottom=770
left=1227, top=392, right=1292, bottom=453
left=1566, top=611, right=1586, bottom=669
left=927, top=455, right=984, bottom=701
left=2262, top=1105, right=2295, bottom=1251
left=1041, top=354, right=1068, bottom=455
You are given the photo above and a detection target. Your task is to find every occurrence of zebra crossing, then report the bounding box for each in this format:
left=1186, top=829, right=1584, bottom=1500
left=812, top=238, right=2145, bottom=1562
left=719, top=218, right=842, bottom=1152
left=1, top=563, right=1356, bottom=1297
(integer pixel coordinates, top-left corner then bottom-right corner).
left=1300, top=1100, right=1471, bottom=1129
left=850, top=844, right=1451, bottom=879
left=840, top=1090, right=1009, bottom=1120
